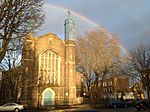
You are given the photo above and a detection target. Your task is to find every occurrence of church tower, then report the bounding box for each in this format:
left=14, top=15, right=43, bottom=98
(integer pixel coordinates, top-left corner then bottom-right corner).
left=64, top=11, right=76, bottom=104
left=17, top=11, right=81, bottom=108
left=65, top=11, right=75, bottom=41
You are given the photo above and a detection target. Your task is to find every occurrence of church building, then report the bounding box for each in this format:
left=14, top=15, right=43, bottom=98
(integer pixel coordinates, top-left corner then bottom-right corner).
left=19, top=11, right=82, bottom=107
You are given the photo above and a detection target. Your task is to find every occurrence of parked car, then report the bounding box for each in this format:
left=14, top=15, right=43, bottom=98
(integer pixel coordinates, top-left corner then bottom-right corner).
left=105, top=100, right=133, bottom=108
left=123, top=99, right=133, bottom=107
left=141, top=100, right=149, bottom=109
left=134, top=99, right=149, bottom=111
left=0, top=103, right=24, bottom=112
left=135, top=102, right=147, bottom=111
left=105, top=100, right=124, bottom=108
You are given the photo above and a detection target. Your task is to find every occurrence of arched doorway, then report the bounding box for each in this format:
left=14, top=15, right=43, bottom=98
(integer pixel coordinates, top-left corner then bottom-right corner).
left=42, top=88, right=55, bottom=107
left=44, top=91, right=52, bottom=106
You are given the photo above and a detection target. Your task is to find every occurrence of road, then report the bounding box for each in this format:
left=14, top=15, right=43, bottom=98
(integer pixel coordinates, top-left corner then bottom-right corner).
left=52, top=108, right=139, bottom=112
left=23, top=104, right=150, bottom=112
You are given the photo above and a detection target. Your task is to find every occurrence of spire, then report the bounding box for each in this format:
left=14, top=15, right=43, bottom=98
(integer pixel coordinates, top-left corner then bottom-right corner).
left=68, top=10, right=71, bottom=15
left=64, top=11, right=75, bottom=41
left=66, top=11, right=73, bottom=22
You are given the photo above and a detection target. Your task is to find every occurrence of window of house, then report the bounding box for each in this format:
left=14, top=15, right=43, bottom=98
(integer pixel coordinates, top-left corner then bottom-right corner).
left=103, top=82, right=107, bottom=86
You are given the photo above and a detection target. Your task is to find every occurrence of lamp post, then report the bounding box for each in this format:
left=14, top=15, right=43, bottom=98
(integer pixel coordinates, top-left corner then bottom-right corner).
left=37, top=75, right=43, bottom=109
left=37, top=84, right=40, bottom=109
left=83, top=92, right=86, bottom=103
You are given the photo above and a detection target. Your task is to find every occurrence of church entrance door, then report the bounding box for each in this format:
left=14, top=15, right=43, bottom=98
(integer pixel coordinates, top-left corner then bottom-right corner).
left=42, top=88, right=55, bottom=108
left=44, top=91, right=52, bottom=107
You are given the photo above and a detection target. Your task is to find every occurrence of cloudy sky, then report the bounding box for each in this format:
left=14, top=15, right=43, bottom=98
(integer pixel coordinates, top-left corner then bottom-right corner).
left=38, top=0, right=150, bottom=49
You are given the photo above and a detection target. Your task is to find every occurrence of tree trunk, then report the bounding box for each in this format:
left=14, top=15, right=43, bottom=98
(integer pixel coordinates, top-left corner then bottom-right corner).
left=94, top=70, right=107, bottom=103
left=0, top=80, right=4, bottom=104
left=147, top=90, right=150, bottom=108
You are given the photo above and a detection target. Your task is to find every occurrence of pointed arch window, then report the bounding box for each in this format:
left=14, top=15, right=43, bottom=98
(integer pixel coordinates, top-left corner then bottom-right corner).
left=38, top=50, right=61, bottom=85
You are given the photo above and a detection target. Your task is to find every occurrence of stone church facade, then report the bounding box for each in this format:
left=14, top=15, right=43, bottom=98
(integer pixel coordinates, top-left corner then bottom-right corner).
left=19, top=11, right=82, bottom=107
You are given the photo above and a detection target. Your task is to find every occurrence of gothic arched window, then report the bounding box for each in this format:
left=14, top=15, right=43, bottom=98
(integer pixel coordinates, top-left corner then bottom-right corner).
left=38, top=50, right=61, bottom=85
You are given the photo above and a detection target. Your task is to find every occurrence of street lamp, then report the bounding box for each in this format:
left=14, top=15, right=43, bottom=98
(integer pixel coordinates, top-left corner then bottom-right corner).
left=83, top=92, right=86, bottom=96
left=65, top=92, right=68, bottom=96
left=83, top=92, right=86, bottom=103
left=37, top=84, right=40, bottom=109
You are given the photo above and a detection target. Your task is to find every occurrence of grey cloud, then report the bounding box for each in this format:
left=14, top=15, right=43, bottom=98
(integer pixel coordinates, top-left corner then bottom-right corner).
left=42, top=0, right=150, bottom=49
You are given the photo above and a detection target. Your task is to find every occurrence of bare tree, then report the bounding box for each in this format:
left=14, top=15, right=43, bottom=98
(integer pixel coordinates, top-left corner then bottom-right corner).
left=76, top=27, right=122, bottom=102
left=0, top=38, right=22, bottom=70
left=127, top=44, right=150, bottom=100
left=0, top=0, right=44, bottom=103
left=0, top=0, right=44, bottom=63
left=76, top=36, right=94, bottom=96
left=0, top=39, right=23, bottom=103
left=1, top=68, right=22, bottom=103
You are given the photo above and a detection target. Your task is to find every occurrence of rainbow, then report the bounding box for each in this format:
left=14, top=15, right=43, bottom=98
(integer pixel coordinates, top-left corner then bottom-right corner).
left=44, top=4, right=98, bottom=27
left=44, top=3, right=127, bottom=54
